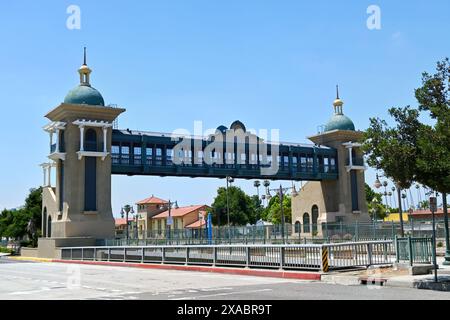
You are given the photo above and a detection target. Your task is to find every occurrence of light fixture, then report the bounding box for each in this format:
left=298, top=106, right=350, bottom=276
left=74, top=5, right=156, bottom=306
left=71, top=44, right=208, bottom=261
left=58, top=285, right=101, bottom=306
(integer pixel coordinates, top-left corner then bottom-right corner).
left=374, top=174, right=382, bottom=189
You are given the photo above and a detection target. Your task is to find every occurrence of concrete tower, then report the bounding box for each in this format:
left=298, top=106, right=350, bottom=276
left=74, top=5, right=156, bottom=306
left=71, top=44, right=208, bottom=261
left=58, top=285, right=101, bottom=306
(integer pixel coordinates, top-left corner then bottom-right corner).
left=291, top=87, right=370, bottom=236
left=39, top=49, right=125, bottom=257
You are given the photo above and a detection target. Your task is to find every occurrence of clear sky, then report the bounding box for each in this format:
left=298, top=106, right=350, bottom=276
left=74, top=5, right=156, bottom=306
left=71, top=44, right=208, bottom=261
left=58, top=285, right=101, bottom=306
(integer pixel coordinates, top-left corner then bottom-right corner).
left=0, top=0, right=449, bottom=215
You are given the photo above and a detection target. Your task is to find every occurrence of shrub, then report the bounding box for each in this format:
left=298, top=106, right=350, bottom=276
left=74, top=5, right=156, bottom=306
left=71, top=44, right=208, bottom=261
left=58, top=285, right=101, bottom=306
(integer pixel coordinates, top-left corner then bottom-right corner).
left=0, top=247, right=14, bottom=254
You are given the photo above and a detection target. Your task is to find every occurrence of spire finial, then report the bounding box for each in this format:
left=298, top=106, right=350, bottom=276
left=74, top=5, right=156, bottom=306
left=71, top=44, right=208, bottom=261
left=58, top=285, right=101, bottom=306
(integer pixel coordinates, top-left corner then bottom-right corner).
left=78, top=47, right=92, bottom=86
left=333, top=85, right=344, bottom=113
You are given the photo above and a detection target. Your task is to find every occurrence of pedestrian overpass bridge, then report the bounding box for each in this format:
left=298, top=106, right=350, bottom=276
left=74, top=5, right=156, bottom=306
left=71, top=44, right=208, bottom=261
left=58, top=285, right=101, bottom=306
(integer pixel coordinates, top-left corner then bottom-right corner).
left=110, top=127, right=338, bottom=181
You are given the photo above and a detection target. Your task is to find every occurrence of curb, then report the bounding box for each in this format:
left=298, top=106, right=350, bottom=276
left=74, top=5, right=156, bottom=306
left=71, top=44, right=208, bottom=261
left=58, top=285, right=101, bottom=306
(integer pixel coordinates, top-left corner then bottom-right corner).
left=8, top=256, right=53, bottom=263
left=52, top=259, right=322, bottom=281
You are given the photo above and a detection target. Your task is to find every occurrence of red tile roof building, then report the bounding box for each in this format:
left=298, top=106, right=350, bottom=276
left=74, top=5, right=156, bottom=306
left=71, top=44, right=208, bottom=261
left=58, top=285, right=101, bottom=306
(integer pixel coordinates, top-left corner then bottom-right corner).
left=151, top=205, right=210, bottom=235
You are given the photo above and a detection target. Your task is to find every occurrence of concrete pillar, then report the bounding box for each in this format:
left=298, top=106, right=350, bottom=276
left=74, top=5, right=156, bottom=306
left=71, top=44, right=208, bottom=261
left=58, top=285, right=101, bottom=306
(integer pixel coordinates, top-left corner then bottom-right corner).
left=80, top=126, right=85, bottom=152
left=103, top=127, right=108, bottom=153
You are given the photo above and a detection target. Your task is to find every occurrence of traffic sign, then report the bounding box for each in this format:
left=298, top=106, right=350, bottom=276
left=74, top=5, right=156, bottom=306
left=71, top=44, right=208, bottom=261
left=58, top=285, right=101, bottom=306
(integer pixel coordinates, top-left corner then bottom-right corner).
left=167, top=216, right=173, bottom=225
left=430, top=197, right=437, bottom=212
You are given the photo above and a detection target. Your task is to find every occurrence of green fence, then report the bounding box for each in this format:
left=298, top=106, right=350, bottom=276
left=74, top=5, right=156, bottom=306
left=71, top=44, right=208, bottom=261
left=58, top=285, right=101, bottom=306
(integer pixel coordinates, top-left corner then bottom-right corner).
left=395, top=236, right=434, bottom=266
left=115, top=221, right=448, bottom=245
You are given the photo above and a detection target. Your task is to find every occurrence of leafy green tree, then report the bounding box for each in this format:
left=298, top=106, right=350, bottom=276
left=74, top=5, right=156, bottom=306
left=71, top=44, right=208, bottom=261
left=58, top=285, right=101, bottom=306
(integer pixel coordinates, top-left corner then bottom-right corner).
left=263, top=194, right=292, bottom=224
left=365, top=183, right=382, bottom=204
left=419, top=200, right=430, bottom=210
left=249, top=195, right=264, bottom=223
left=363, top=106, right=422, bottom=234
left=365, top=183, right=389, bottom=220
left=0, top=187, right=42, bottom=247
left=414, top=58, right=449, bottom=214
left=211, top=186, right=256, bottom=226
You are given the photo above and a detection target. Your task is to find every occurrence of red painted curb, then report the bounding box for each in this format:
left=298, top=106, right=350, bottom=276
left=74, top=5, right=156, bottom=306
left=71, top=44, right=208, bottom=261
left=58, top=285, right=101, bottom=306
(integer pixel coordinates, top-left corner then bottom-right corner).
left=52, top=259, right=321, bottom=281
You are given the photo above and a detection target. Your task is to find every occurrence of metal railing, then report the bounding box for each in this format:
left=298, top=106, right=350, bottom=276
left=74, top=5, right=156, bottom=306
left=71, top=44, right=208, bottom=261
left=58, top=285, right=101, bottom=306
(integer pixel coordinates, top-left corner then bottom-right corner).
left=395, top=236, right=434, bottom=266
left=60, top=240, right=396, bottom=272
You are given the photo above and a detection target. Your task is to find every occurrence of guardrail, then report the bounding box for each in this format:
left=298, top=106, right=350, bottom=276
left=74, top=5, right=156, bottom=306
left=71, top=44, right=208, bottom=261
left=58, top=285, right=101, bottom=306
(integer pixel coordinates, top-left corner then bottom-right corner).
left=60, top=240, right=395, bottom=272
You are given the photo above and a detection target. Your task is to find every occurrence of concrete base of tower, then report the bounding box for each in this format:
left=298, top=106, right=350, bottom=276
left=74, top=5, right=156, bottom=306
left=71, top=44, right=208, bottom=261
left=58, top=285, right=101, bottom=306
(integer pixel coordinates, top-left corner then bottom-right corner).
left=36, top=237, right=97, bottom=259
left=51, top=218, right=115, bottom=239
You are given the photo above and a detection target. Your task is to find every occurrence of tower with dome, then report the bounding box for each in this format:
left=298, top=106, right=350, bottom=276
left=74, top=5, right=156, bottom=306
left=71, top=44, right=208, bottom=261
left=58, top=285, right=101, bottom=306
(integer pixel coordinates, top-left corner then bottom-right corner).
left=291, top=86, right=371, bottom=236
left=38, top=49, right=125, bottom=257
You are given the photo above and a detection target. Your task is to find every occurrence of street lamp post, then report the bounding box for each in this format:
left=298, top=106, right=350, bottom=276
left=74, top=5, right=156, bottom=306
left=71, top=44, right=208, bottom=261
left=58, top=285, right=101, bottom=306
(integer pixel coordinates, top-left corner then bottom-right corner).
left=382, top=181, right=389, bottom=216
left=375, top=174, right=404, bottom=237
left=166, top=200, right=178, bottom=243
left=266, top=184, right=297, bottom=244
left=225, top=176, right=234, bottom=241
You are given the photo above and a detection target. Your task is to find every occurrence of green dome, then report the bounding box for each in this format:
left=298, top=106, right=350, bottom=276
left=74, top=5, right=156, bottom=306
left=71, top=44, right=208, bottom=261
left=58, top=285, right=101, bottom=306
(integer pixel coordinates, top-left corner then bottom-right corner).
left=325, top=114, right=355, bottom=132
left=64, top=85, right=105, bottom=106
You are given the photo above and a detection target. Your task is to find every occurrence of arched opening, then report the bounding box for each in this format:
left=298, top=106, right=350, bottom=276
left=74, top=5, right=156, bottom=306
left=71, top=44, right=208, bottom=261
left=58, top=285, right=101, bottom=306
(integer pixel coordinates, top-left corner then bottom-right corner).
left=85, top=129, right=97, bottom=151
left=294, top=221, right=301, bottom=234
left=42, top=207, right=47, bottom=238
left=303, top=213, right=310, bottom=233
left=312, top=205, right=319, bottom=233
left=47, top=215, right=52, bottom=238
left=59, top=130, right=65, bottom=152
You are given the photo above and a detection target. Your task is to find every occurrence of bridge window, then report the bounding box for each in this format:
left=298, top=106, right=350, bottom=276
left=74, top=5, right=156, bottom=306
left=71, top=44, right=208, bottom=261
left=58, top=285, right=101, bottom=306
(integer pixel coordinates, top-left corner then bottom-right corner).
left=307, top=156, right=314, bottom=172
left=167, top=149, right=173, bottom=165
left=121, top=146, right=130, bottom=165
left=85, top=129, right=97, bottom=151
left=330, top=157, right=336, bottom=172
left=112, top=146, right=120, bottom=164
left=133, top=147, right=142, bottom=165
left=303, top=213, right=310, bottom=233
left=197, top=151, right=204, bottom=165
left=292, top=156, right=297, bottom=170
left=323, top=157, right=329, bottom=173
left=300, top=156, right=307, bottom=172
left=156, top=148, right=162, bottom=165
left=240, top=153, right=246, bottom=164
left=295, top=221, right=301, bottom=234
left=283, top=155, right=289, bottom=168
left=312, top=205, right=319, bottom=233
left=146, top=147, right=153, bottom=165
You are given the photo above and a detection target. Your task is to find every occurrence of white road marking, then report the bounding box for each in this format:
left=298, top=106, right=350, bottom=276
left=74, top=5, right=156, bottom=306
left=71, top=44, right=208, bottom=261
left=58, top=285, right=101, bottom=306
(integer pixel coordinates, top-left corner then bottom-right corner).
left=10, top=287, right=52, bottom=295
left=172, top=288, right=273, bottom=300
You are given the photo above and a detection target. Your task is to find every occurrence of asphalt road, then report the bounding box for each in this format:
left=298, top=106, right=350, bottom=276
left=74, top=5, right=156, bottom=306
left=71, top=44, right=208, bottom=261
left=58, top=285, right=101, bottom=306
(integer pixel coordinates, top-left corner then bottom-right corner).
left=0, top=257, right=449, bottom=300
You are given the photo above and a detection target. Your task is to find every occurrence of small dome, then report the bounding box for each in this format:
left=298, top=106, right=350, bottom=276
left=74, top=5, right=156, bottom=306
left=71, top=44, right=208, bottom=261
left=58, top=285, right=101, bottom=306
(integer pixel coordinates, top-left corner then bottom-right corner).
left=64, top=85, right=105, bottom=106
left=216, top=125, right=228, bottom=134
left=325, top=114, right=355, bottom=132
left=230, top=120, right=246, bottom=132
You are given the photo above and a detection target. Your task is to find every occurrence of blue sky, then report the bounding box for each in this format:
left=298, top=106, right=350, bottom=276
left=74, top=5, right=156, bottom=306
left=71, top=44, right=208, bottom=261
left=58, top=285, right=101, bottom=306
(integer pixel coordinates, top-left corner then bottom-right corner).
left=0, top=0, right=449, bottom=214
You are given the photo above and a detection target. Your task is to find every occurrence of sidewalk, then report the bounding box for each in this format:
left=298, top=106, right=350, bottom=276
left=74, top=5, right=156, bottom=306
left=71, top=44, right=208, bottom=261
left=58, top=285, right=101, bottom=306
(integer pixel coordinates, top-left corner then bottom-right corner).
left=322, top=257, right=450, bottom=291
